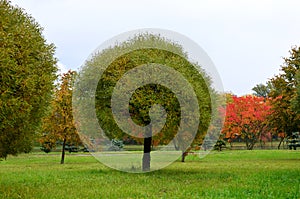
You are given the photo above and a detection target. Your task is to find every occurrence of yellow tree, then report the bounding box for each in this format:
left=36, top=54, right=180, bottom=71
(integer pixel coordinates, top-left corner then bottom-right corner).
left=41, top=70, right=81, bottom=164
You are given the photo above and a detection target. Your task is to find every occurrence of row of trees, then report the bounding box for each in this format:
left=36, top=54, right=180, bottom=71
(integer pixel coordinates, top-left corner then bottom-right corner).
left=1, top=0, right=299, bottom=171
left=1, top=1, right=213, bottom=169
left=221, top=45, right=300, bottom=150
left=250, top=46, right=300, bottom=148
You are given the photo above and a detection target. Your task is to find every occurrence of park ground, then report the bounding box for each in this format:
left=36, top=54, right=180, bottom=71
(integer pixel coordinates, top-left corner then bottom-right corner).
left=0, top=150, right=299, bottom=199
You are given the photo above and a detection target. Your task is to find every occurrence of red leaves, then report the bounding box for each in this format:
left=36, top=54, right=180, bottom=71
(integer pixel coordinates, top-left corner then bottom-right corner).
left=221, top=95, right=272, bottom=140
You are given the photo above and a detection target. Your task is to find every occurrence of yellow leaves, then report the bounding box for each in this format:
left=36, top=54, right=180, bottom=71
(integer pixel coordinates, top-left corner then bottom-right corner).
left=41, top=70, right=81, bottom=147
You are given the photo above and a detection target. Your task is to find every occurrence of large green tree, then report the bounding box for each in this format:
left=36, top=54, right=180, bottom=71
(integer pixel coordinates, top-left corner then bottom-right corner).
left=75, top=34, right=214, bottom=171
left=0, top=0, right=57, bottom=159
left=267, top=46, right=300, bottom=148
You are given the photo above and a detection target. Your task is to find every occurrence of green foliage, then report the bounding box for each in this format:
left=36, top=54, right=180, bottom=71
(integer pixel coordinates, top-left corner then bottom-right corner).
left=0, top=0, right=57, bottom=159
left=87, top=34, right=213, bottom=148
left=252, top=82, right=272, bottom=98
left=74, top=34, right=215, bottom=171
left=213, top=139, right=226, bottom=151
left=268, top=46, right=300, bottom=135
left=291, top=70, right=300, bottom=114
left=40, top=141, right=53, bottom=153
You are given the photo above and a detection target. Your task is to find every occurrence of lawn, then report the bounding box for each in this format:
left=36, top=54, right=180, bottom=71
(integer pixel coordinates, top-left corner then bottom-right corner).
left=0, top=150, right=299, bottom=199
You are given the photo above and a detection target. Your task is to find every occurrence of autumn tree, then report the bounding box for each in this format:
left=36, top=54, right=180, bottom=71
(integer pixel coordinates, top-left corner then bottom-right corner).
left=267, top=46, right=300, bottom=148
left=74, top=34, right=213, bottom=171
left=221, top=95, right=272, bottom=150
left=41, top=70, right=81, bottom=164
left=0, top=0, right=57, bottom=159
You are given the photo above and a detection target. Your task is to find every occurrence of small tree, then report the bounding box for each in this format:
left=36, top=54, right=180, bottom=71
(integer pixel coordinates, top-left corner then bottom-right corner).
left=0, top=0, right=57, bottom=159
left=221, top=95, right=272, bottom=150
left=41, top=70, right=81, bottom=164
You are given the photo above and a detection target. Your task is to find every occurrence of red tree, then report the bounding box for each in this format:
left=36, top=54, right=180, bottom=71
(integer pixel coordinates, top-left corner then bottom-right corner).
left=221, top=95, right=272, bottom=150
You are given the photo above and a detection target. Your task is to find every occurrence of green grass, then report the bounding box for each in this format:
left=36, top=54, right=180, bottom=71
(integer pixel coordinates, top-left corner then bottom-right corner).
left=0, top=150, right=299, bottom=199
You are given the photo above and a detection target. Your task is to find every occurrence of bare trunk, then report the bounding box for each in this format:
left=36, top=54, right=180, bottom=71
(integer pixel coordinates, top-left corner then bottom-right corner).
left=61, top=138, right=66, bottom=164
left=181, top=151, right=187, bottom=162
left=142, top=125, right=152, bottom=172
left=277, top=137, right=284, bottom=149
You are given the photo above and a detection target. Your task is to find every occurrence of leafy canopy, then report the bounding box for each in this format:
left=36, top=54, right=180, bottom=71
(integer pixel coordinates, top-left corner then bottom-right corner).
left=75, top=34, right=214, bottom=151
left=0, top=0, right=57, bottom=159
left=267, top=46, right=300, bottom=135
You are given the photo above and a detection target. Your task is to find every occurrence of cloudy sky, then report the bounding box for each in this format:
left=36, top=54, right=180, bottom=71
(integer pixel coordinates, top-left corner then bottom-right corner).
left=11, top=0, right=300, bottom=95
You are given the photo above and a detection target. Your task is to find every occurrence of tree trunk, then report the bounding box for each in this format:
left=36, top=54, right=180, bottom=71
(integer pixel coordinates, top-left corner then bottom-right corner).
left=278, top=137, right=284, bottom=149
left=181, top=151, right=187, bottom=162
left=142, top=125, right=152, bottom=172
left=173, top=139, right=180, bottom=151
left=245, top=138, right=249, bottom=150
left=61, top=138, right=66, bottom=164
left=246, top=137, right=255, bottom=150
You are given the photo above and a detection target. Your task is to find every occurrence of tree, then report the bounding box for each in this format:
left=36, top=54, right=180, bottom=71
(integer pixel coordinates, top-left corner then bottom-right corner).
left=41, top=70, right=81, bottom=164
left=0, top=0, right=57, bottom=159
left=291, top=70, right=300, bottom=114
left=74, top=34, right=213, bottom=171
left=267, top=46, right=300, bottom=148
left=221, top=95, right=272, bottom=150
left=252, top=83, right=272, bottom=98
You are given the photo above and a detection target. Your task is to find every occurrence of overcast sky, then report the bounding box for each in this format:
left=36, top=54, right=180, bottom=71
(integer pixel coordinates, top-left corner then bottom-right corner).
left=11, top=0, right=300, bottom=95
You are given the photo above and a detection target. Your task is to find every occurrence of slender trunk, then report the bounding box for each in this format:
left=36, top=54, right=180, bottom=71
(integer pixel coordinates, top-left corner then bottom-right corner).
left=181, top=151, right=187, bottom=162
left=278, top=137, right=284, bottom=149
left=142, top=125, right=152, bottom=172
left=245, top=138, right=249, bottom=150
left=173, top=139, right=180, bottom=151
left=61, top=138, right=66, bottom=164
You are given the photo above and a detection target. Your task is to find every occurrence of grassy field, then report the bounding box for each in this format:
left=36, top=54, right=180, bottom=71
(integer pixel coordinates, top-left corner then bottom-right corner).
left=0, top=150, right=299, bottom=199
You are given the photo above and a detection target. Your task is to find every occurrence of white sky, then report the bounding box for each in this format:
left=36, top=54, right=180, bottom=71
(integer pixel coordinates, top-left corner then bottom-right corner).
left=11, top=0, right=300, bottom=95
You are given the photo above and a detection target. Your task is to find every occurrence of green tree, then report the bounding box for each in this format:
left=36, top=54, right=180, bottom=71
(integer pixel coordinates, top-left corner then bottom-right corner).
left=75, top=34, right=214, bottom=171
left=291, top=70, right=300, bottom=113
left=252, top=83, right=272, bottom=98
left=268, top=46, right=300, bottom=148
left=0, top=0, right=57, bottom=159
left=41, top=71, right=81, bottom=164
